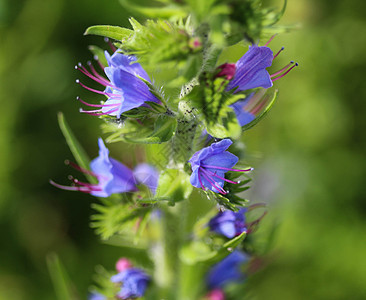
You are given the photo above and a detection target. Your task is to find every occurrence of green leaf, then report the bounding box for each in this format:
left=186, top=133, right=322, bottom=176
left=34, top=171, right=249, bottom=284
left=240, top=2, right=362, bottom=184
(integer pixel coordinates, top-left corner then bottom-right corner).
left=47, top=253, right=79, bottom=300
left=156, top=169, right=193, bottom=205
left=84, top=25, right=132, bottom=41
left=57, top=112, right=96, bottom=184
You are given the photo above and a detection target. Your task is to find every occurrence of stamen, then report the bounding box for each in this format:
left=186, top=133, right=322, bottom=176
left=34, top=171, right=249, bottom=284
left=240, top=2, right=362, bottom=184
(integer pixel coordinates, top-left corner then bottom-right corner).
left=87, top=61, right=108, bottom=82
left=202, top=168, right=238, bottom=184
left=72, top=178, right=102, bottom=191
left=264, top=34, right=277, bottom=47
left=105, top=37, right=117, bottom=52
left=273, top=46, right=284, bottom=60
left=94, top=55, right=106, bottom=71
left=198, top=171, right=206, bottom=191
left=201, top=165, right=253, bottom=172
left=80, top=107, right=119, bottom=116
left=76, top=64, right=112, bottom=87
left=49, top=180, right=92, bottom=193
left=200, top=168, right=227, bottom=194
left=77, top=97, right=119, bottom=108
left=272, top=62, right=298, bottom=81
left=270, top=61, right=294, bottom=78
left=64, top=160, right=99, bottom=177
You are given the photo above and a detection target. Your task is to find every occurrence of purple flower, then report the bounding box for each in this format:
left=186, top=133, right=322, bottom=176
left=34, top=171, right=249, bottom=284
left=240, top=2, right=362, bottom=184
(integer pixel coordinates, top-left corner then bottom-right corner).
left=50, top=138, right=137, bottom=197
left=133, top=163, right=160, bottom=195
left=111, top=268, right=150, bottom=299
left=206, top=251, right=249, bottom=289
left=225, top=45, right=274, bottom=93
left=208, top=208, right=247, bottom=238
left=188, top=139, right=252, bottom=195
left=76, top=50, right=160, bottom=118
left=217, top=39, right=298, bottom=94
left=88, top=292, right=106, bottom=300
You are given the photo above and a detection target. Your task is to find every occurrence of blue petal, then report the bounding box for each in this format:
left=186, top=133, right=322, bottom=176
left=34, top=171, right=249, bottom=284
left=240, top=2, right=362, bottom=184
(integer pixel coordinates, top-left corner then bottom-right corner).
left=206, top=251, right=249, bottom=289
left=89, top=139, right=136, bottom=197
left=227, top=46, right=273, bottom=92
left=202, top=152, right=238, bottom=170
left=189, top=139, right=233, bottom=167
left=105, top=51, right=151, bottom=82
left=112, top=269, right=150, bottom=299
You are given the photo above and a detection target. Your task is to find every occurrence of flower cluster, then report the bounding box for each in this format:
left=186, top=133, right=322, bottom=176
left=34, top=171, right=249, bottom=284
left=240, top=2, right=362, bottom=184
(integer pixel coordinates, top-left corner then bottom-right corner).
left=54, top=10, right=297, bottom=297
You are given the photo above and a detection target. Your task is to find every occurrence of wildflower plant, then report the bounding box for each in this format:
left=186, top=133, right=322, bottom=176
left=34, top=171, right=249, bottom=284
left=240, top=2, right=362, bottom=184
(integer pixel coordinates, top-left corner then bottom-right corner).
left=50, top=0, right=297, bottom=299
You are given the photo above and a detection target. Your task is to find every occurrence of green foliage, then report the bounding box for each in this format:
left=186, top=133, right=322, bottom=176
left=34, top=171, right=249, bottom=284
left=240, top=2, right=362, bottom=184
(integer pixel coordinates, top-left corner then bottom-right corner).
left=185, top=75, right=243, bottom=139
left=46, top=254, right=80, bottom=300
left=156, top=169, right=193, bottom=205
left=102, top=114, right=177, bottom=144
left=91, top=200, right=152, bottom=241
left=180, top=231, right=247, bottom=265
left=85, top=18, right=200, bottom=66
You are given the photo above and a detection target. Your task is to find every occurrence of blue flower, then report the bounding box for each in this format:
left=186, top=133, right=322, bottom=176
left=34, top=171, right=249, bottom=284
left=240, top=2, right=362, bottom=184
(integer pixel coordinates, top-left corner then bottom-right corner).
left=208, top=208, right=247, bottom=238
left=188, top=139, right=252, bottom=194
left=50, top=138, right=137, bottom=197
left=111, top=268, right=150, bottom=299
left=133, top=163, right=160, bottom=195
left=76, top=50, right=160, bottom=118
left=206, top=251, right=249, bottom=289
left=225, top=45, right=273, bottom=93
left=88, top=292, right=106, bottom=300
left=217, top=41, right=298, bottom=95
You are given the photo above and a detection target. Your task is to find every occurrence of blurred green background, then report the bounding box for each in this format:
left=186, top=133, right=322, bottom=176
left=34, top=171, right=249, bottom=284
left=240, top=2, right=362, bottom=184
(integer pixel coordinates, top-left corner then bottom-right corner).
left=0, top=0, right=365, bottom=299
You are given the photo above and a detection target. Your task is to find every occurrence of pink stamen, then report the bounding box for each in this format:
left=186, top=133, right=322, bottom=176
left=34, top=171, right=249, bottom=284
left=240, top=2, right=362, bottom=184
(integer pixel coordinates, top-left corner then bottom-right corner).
left=77, top=97, right=120, bottom=109
left=87, top=61, right=107, bottom=81
left=273, top=46, right=284, bottom=60
left=264, top=34, right=277, bottom=47
left=272, top=63, right=298, bottom=81
left=50, top=180, right=92, bottom=193
left=72, top=179, right=102, bottom=191
left=270, top=61, right=294, bottom=78
left=201, top=165, right=253, bottom=172
left=94, top=55, right=106, bottom=71
left=200, top=169, right=227, bottom=194
left=80, top=107, right=119, bottom=116
left=65, top=160, right=98, bottom=177
left=76, top=80, right=107, bottom=95
left=105, top=37, right=117, bottom=52
left=202, top=168, right=238, bottom=184
left=77, top=64, right=111, bottom=88
left=198, top=171, right=206, bottom=190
